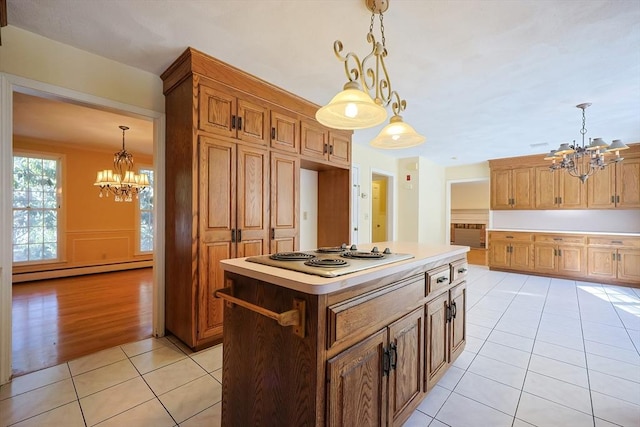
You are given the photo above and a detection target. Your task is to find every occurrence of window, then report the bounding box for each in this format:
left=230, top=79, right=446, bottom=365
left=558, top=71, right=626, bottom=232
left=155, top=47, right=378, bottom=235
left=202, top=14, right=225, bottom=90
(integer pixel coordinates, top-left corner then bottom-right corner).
left=13, top=154, right=61, bottom=263
left=139, top=167, right=154, bottom=253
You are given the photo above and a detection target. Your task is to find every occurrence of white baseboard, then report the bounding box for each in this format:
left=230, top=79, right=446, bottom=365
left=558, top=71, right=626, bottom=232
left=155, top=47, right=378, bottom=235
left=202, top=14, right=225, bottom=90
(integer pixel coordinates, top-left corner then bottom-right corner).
left=12, top=260, right=153, bottom=283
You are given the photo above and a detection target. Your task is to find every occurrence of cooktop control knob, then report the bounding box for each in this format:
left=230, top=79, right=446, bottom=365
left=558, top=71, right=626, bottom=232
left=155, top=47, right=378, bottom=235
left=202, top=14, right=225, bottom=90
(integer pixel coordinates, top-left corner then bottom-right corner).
left=350, top=244, right=358, bottom=251
left=340, top=243, right=348, bottom=249
left=371, top=246, right=379, bottom=253
left=383, top=248, right=392, bottom=254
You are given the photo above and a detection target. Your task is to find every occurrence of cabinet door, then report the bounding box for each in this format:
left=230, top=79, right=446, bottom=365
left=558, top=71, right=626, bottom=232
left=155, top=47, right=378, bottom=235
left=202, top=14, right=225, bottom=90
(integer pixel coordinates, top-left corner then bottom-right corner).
left=327, top=329, right=388, bottom=427
left=491, top=170, right=512, bottom=210
left=618, top=249, right=640, bottom=283
left=198, top=137, right=237, bottom=340
left=535, top=167, right=557, bottom=209
left=300, top=120, right=328, bottom=161
left=270, top=152, right=300, bottom=253
left=534, top=244, right=557, bottom=274
left=511, top=242, right=533, bottom=270
left=588, top=166, right=615, bottom=208
left=616, top=158, right=640, bottom=208
left=237, top=98, right=269, bottom=146
left=449, top=282, right=466, bottom=362
left=489, top=240, right=510, bottom=268
left=236, top=145, right=269, bottom=258
left=329, top=132, right=351, bottom=167
left=512, top=167, right=535, bottom=209
left=198, top=83, right=236, bottom=138
left=557, top=245, right=586, bottom=276
left=388, top=308, right=424, bottom=427
left=587, top=247, right=616, bottom=281
left=425, top=292, right=449, bottom=391
left=558, top=172, right=587, bottom=208
left=270, top=111, right=299, bottom=153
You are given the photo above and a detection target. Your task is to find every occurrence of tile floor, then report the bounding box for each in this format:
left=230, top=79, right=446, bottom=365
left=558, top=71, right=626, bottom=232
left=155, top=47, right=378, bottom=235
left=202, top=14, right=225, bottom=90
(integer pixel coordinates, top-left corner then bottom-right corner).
left=1, top=266, right=639, bottom=426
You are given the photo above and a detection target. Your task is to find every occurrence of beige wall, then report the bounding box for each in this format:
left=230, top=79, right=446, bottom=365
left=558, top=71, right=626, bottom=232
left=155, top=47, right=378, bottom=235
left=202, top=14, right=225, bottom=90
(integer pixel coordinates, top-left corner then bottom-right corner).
left=0, top=26, right=164, bottom=112
left=445, top=162, right=490, bottom=181
left=451, top=181, right=490, bottom=210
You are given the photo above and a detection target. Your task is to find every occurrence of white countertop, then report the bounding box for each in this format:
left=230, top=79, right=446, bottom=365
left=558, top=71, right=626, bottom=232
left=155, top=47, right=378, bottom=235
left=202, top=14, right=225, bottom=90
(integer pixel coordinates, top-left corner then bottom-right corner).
left=488, top=229, right=640, bottom=237
left=219, top=242, right=469, bottom=295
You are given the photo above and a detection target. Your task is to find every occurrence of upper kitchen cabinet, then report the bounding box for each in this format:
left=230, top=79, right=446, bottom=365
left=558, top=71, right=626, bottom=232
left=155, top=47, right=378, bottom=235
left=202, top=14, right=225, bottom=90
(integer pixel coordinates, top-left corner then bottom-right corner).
left=161, top=47, right=352, bottom=350
left=490, top=166, right=535, bottom=209
left=198, top=80, right=269, bottom=146
left=535, top=166, right=587, bottom=209
left=588, top=155, right=640, bottom=209
left=301, top=119, right=351, bottom=168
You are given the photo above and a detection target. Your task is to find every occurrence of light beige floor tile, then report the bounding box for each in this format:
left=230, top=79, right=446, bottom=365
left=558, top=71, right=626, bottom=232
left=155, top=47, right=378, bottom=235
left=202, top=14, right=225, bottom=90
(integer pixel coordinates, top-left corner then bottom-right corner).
left=130, top=345, right=187, bottom=375
left=512, top=419, right=536, bottom=427
left=523, top=371, right=592, bottom=414
left=121, top=337, right=174, bottom=357
left=0, top=378, right=76, bottom=426
left=0, top=363, right=70, bottom=400
left=416, top=385, right=450, bottom=417
left=211, top=369, right=222, bottom=384
left=467, top=354, right=527, bottom=389
left=454, top=371, right=520, bottom=415
left=143, top=358, right=207, bottom=396
left=528, top=354, right=589, bottom=388
left=478, top=341, right=531, bottom=369
left=435, top=365, right=464, bottom=391
left=94, top=398, right=176, bottom=427
left=166, top=335, right=194, bottom=355
left=429, top=420, right=450, bottom=427
left=587, top=352, right=640, bottom=383
left=584, top=340, right=640, bottom=366
left=401, top=409, right=432, bottom=427
left=591, top=391, right=640, bottom=427
left=487, top=330, right=534, bottom=352
left=80, top=376, right=155, bottom=426
left=532, top=340, right=586, bottom=368
left=463, top=335, right=484, bottom=353
left=594, top=417, right=623, bottom=427
left=589, top=370, right=640, bottom=405
left=159, top=375, right=222, bottom=424
left=466, top=323, right=492, bottom=340
left=68, top=346, right=127, bottom=376
left=10, top=401, right=85, bottom=427
left=179, top=402, right=221, bottom=427
left=190, top=344, right=223, bottom=373
left=451, top=349, right=475, bottom=370
left=74, top=359, right=139, bottom=398
left=535, top=329, right=585, bottom=351
left=435, top=392, right=513, bottom=427
left=515, top=392, right=594, bottom=427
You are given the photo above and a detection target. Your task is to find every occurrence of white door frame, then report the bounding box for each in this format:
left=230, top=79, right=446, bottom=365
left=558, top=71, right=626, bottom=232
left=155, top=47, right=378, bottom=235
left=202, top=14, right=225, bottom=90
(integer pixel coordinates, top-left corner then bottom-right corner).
left=445, top=177, right=490, bottom=244
left=351, top=164, right=360, bottom=244
left=370, top=168, right=396, bottom=243
left=0, top=73, right=165, bottom=384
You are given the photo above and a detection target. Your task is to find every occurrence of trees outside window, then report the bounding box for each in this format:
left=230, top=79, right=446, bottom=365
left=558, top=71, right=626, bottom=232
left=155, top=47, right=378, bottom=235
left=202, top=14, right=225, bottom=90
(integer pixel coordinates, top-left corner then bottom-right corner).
left=139, top=168, right=154, bottom=253
left=13, top=154, right=61, bottom=263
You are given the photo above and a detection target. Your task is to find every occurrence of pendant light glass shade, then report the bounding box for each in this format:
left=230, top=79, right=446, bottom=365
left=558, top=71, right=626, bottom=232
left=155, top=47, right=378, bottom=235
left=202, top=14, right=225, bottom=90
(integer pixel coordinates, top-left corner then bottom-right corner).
left=316, top=81, right=388, bottom=130
left=369, top=115, right=425, bottom=149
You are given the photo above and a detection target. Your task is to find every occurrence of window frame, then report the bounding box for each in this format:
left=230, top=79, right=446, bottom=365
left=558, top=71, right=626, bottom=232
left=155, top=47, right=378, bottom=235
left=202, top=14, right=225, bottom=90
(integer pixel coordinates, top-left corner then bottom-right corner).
left=136, top=165, right=154, bottom=255
left=12, top=150, right=65, bottom=265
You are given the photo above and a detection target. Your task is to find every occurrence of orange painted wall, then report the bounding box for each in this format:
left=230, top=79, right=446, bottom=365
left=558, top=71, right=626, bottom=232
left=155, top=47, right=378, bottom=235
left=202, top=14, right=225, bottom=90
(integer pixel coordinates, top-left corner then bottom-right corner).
left=13, top=136, right=153, bottom=273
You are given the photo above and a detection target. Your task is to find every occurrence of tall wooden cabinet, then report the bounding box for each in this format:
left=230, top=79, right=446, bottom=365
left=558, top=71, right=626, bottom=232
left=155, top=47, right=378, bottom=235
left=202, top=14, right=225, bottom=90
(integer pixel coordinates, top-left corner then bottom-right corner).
left=490, top=167, right=535, bottom=209
left=162, top=48, right=352, bottom=349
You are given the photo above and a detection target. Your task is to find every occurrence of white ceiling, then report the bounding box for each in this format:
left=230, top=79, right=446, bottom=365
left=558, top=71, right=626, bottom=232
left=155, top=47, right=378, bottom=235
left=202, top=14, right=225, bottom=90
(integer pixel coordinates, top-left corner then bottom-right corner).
left=6, top=0, right=640, bottom=166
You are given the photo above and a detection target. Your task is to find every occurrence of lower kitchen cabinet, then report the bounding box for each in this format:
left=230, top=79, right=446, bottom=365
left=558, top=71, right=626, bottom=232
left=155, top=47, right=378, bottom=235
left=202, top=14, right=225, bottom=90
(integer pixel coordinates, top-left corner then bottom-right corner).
left=533, top=235, right=586, bottom=277
left=425, top=281, right=466, bottom=391
left=327, top=308, right=424, bottom=427
left=489, top=232, right=533, bottom=271
left=587, top=245, right=640, bottom=284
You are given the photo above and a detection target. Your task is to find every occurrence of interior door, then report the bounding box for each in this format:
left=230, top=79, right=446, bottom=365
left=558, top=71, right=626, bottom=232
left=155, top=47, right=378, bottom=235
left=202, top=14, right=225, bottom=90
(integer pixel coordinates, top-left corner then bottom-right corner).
left=236, top=144, right=269, bottom=258
left=372, top=178, right=388, bottom=242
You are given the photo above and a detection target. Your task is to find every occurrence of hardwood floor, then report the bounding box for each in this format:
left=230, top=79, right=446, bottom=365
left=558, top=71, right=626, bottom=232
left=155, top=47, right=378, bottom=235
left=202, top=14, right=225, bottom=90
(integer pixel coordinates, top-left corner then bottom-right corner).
left=11, top=268, right=153, bottom=377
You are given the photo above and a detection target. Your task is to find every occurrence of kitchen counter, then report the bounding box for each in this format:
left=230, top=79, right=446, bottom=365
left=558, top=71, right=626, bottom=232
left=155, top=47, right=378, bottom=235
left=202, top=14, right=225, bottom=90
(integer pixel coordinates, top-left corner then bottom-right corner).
left=218, top=242, right=469, bottom=426
left=488, top=229, right=640, bottom=237
left=220, top=241, right=469, bottom=294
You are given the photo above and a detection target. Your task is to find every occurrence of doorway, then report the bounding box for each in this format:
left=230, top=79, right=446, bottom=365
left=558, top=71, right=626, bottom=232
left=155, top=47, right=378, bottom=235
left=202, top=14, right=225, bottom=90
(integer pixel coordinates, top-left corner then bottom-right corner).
left=371, top=173, right=390, bottom=243
left=447, top=179, right=490, bottom=266
left=0, top=74, right=165, bottom=383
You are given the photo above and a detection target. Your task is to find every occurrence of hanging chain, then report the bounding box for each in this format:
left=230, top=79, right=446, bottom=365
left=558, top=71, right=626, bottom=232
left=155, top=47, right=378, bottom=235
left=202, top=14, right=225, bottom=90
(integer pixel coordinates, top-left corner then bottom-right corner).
left=368, top=0, right=386, bottom=47
left=369, top=6, right=375, bottom=34
left=580, top=107, right=587, bottom=146
left=379, top=9, right=386, bottom=47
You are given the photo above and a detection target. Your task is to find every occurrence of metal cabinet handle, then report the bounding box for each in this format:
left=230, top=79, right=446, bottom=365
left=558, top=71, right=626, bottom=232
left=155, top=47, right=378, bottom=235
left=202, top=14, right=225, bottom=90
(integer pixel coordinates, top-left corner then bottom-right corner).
left=323, top=143, right=328, bottom=154
left=436, top=276, right=448, bottom=284
left=231, top=229, right=236, bottom=243
left=451, top=302, right=457, bottom=318
left=389, top=343, right=397, bottom=370
left=237, top=229, right=242, bottom=242
left=236, top=117, right=242, bottom=131
left=457, top=267, right=468, bottom=274
left=271, top=127, right=276, bottom=139
left=231, top=115, right=236, bottom=129
left=329, top=144, right=334, bottom=155
left=446, top=303, right=452, bottom=322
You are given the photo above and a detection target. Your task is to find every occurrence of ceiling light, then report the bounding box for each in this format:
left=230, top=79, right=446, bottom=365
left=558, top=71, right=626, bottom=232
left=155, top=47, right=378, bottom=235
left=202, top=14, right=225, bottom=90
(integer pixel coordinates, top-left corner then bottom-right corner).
left=94, top=125, right=149, bottom=202
left=546, top=103, right=628, bottom=183
left=315, top=0, right=425, bottom=149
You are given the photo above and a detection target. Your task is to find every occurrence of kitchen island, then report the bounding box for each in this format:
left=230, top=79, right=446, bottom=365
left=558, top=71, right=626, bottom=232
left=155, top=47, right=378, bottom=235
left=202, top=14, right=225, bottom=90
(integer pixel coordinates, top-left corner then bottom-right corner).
left=218, top=242, right=469, bottom=426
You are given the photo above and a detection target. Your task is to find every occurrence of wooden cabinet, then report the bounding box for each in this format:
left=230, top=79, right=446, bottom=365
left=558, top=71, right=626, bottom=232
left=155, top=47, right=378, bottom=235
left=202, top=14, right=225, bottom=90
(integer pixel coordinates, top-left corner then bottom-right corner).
left=588, top=157, right=640, bottom=209
left=490, top=167, right=534, bottom=209
left=328, top=308, right=424, bottom=427
left=198, top=81, right=269, bottom=146
left=533, top=235, right=586, bottom=277
left=535, top=167, right=587, bottom=209
left=301, top=119, right=351, bottom=167
left=162, top=48, right=352, bottom=350
left=488, top=232, right=533, bottom=271
left=587, top=237, right=640, bottom=284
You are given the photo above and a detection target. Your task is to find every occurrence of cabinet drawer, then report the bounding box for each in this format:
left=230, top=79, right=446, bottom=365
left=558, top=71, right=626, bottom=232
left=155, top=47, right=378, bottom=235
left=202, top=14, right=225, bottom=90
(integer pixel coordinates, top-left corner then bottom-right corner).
left=489, top=231, right=533, bottom=241
left=450, top=259, right=468, bottom=283
left=427, top=265, right=451, bottom=295
left=588, top=237, right=640, bottom=248
left=327, top=275, right=424, bottom=349
left=535, top=235, right=585, bottom=244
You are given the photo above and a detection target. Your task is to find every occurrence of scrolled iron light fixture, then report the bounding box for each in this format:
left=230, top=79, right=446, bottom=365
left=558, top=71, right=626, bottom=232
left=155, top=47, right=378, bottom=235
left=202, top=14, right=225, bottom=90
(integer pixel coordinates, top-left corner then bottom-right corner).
left=545, top=103, right=628, bottom=183
left=94, top=125, right=150, bottom=202
left=315, top=0, right=425, bottom=149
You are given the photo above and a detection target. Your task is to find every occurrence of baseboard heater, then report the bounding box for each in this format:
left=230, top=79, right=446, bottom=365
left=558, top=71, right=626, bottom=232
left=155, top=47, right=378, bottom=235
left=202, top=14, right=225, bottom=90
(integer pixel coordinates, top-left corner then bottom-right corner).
left=12, top=260, right=153, bottom=283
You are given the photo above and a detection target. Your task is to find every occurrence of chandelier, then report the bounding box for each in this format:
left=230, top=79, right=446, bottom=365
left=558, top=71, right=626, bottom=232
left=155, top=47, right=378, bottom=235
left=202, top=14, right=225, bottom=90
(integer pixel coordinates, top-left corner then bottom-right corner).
left=315, top=0, right=425, bottom=149
left=94, top=125, right=149, bottom=202
left=545, top=103, right=628, bottom=183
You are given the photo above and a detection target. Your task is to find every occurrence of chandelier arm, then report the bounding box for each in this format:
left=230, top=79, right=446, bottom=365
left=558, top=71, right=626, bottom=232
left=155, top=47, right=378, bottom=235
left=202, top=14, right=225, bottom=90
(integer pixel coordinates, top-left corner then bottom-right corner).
left=360, top=32, right=382, bottom=95
left=334, top=40, right=362, bottom=83
left=389, top=90, right=407, bottom=116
